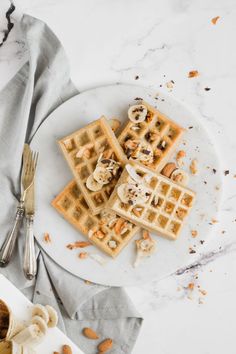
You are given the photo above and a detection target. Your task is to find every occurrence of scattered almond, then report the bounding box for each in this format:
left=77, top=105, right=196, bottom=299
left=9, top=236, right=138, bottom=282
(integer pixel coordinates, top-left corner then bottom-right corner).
left=161, top=162, right=177, bottom=178
left=166, top=80, right=174, bottom=89
left=142, top=230, right=150, bottom=240
left=211, top=16, right=220, bottom=25
left=114, top=218, right=125, bottom=235
left=62, top=345, right=72, bottom=354
left=176, top=150, right=186, bottom=167
left=211, top=218, right=218, bottom=224
left=97, top=339, right=113, bottom=353
left=43, top=232, right=51, bottom=243
left=66, top=241, right=91, bottom=250
left=132, top=207, right=142, bottom=217
left=83, top=327, right=99, bottom=340
left=190, top=159, right=198, bottom=175
left=188, top=283, right=194, bottom=290
left=79, top=252, right=88, bottom=259
left=191, top=230, right=198, bottom=238
left=188, top=70, right=199, bottom=78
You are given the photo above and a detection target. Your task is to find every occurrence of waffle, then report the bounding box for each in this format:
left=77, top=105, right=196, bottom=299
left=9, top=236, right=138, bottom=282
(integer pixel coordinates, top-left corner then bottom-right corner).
left=107, top=163, right=195, bottom=240
left=58, top=117, right=126, bottom=215
left=118, top=100, right=185, bottom=172
left=52, top=180, right=139, bottom=258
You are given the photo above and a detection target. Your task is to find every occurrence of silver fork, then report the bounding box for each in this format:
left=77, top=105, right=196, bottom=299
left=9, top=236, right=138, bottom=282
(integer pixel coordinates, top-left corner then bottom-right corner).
left=0, top=146, right=37, bottom=267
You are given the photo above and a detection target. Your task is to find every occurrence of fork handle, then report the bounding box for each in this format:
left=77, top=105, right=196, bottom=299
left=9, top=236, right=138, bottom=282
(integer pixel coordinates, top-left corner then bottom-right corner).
left=23, top=214, right=37, bottom=280
left=0, top=203, right=24, bottom=267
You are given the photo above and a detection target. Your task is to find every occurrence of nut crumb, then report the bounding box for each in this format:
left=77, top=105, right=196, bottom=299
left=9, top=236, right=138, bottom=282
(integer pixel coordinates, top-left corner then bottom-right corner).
left=190, top=159, right=198, bottom=175
left=79, top=252, right=88, bottom=259
left=199, top=289, right=207, bottom=296
left=43, top=232, right=51, bottom=243
left=188, top=283, right=195, bottom=290
left=211, top=16, right=220, bottom=25
left=188, top=70, right=199, bottom=78
left=191, top=230, right=198, bottom=238
left=67, top=241, right=91, bottom=250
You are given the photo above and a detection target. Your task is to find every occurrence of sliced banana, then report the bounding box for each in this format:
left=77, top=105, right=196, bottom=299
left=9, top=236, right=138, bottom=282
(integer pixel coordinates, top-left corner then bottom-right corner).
left=171, top=169, right=189, bottom=186
left=32, top=304, right=49, bottom=324
left=128, top=104, right=147, bottom=123
left=93, top=166, right=112, bottom=185
left=117, top=183, right=150, bottom=206
left=31, top=316, right=47, bottom=335
left=45, top=305, right=58, bottom=328
left=132, top=142, right=154, bottom=164
left=125, top=164, right=143, bottom=184
left=86, top=175, right=103, bottom=192
left=12, top=324, right=42, bottom=346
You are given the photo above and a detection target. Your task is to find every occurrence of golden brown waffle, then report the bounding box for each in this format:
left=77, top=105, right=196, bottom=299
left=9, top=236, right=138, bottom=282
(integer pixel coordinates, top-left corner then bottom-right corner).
left=107, top=163, right=195, bottom=240
left=58, top=117, right=126, bottom=215
left=118, top=100, right=185, bottom=172
left=52, top=181, right=139, bottom=258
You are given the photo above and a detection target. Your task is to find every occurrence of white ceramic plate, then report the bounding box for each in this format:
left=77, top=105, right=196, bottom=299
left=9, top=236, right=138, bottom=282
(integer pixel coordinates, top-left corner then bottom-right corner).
left=0, top=275, right=83, bottom=353
left=31, top=84, right=222, bottom=287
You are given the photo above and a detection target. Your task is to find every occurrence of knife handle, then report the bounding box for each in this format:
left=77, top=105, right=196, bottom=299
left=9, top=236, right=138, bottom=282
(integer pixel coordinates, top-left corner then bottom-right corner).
left=0, top=203, right=24, bottom=267
left=23, top=214, right=37, bottom=280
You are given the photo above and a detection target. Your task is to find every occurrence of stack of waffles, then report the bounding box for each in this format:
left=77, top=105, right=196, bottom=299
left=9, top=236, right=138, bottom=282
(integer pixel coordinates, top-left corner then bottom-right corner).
left=52, top=100, right=196, bottom=258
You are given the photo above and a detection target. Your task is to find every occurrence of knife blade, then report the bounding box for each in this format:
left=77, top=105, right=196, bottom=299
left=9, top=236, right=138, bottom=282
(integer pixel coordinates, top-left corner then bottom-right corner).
left=24, top=144, right=35, bottom=215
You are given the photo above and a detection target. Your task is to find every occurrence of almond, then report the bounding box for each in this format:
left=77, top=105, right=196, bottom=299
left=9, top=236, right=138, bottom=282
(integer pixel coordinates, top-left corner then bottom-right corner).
left=83, top=327, right=99, bottom=340
left=161, top=162, right=177, bottom=178
left=211, top=16, right=220, bottom=25
left=62, top=345, right=72, bottom=354
left=97, top=338, right=113, bottom=352
left=114, top=218, right=125, bottom=235
left=66, top=241, right=91, bottom=250
left=79, top=252, right=88, bottom=259
left=188, top=70, right=199, bottom=78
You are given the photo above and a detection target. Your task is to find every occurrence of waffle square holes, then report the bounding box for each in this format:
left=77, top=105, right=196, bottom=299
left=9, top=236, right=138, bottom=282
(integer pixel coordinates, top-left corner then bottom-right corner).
left=63, top=138, right=76, bottom=152
left=78, top=132, right=90, bottom=146
left=61, top=196, right=72, bottom=210
left=169, top=188, right=181, bottom=201
left=157, top=214, right=168, bottom=228
left=164, top=201, right=175, bottom=215
left=158, top=182, right=170, bottom=196
left=181, top=193, right=194, bottom=207
left=168, top=221, right=181, bottom=235
left=73, top=207, right=83, bottom=221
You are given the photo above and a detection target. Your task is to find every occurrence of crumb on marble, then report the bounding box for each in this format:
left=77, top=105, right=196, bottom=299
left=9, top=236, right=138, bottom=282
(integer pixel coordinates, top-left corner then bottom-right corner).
left=190, top=159, right=198, bottom=175
left=211, top=16, right=220, bottom=25
left=204, top=87, right=211, bottom=91
left=224, top=170, right=229, bottom=176
left=191, top=230, right=198, bottom=238
left=43, top=232, right=52, bottom=243
left=188, top=70, right=199, bottom=78
left=135, top=75, right=139, bottom=80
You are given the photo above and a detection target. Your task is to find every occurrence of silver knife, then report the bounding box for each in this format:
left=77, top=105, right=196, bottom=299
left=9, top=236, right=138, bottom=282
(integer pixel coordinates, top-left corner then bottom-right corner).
left=23, top=146, right=37, bottom=280
left=0, top=145, right=28, bottom=267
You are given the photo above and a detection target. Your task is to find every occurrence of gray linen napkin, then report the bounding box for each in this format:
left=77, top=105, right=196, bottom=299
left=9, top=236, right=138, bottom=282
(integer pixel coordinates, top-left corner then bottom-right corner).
left=0, top=14, right=142, bottom=354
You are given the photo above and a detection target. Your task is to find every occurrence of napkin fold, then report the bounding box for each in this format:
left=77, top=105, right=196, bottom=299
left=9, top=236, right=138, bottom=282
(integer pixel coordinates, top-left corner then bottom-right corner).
left=0, top=14, right=142, bottom=353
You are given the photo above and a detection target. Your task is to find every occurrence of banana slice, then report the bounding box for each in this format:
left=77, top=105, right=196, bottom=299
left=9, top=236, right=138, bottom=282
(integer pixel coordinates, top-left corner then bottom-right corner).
left=117, top=183, right=150, bottom=206
left=45, top=305, right=58, bottom=328
left=32, top=304, right=49, bottom=324
left=171, top=169, right=189, bottom=186
left=86, top=175, right=103, bottom=192
left=93, top=166, right=112, bottom=185
left=128, top=104, right=147, bottom=123
left=12, top=324, right=42, bottom=346
left=31, top=316, right=47, bottom=335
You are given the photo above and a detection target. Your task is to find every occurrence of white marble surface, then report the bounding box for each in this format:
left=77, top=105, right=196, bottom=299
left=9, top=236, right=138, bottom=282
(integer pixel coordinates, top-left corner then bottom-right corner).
left=0, top=0, right=236, bottom=353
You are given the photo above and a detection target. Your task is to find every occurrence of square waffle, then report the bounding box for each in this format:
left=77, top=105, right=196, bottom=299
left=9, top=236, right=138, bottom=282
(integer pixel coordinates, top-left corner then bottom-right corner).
left=107, top=163, right=195, bottom=240
left=58, top=117, right=126, bottom=215
left=52, top=180, right=139, bottom=258
left=118, top=100, right=185, bottom=172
